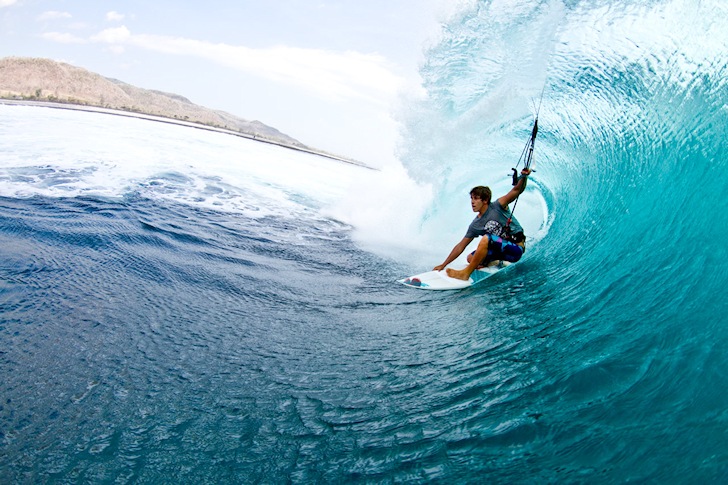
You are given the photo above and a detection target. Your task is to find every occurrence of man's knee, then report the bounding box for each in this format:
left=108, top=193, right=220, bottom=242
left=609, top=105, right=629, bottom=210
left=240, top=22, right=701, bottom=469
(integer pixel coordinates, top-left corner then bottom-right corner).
left=477, top=236, right=490, bottom=249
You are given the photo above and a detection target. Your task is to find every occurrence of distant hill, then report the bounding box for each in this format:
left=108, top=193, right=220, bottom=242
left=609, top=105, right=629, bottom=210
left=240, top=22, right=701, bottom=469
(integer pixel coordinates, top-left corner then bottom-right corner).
left=0, top=56, right=305, bottom=148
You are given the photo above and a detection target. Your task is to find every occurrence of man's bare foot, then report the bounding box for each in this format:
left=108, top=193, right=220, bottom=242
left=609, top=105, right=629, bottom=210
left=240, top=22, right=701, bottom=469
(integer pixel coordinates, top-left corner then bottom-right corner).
left=446, top=267, right=471, bottom=281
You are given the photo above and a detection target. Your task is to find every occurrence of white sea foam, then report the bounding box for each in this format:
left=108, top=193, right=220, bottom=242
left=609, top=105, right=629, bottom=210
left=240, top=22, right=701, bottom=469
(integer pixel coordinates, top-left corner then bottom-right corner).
left=0, top=104, right=549, bottom=267
left=0, top=105, right=360, bottom=217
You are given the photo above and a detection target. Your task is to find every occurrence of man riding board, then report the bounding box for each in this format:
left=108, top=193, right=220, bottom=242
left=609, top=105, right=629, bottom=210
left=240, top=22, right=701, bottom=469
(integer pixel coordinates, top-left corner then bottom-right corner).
left=434, top=168, right=531, bottom=281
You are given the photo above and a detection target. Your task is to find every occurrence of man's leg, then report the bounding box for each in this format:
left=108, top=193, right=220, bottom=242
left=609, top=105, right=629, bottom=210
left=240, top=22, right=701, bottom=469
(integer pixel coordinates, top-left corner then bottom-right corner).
left=467, top=252, right=499, bottom=268
left=446, top=236, right=490, bottom=280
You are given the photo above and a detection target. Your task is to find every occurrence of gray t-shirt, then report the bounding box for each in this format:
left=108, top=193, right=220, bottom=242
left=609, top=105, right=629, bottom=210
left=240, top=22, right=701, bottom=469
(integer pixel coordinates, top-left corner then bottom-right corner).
left=464, top=200, right=523, bottom=239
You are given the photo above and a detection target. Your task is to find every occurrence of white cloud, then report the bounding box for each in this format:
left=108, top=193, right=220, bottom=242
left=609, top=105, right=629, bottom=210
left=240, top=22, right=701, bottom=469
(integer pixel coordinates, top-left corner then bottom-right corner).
left=37, top=11, right=72, bottom=21
left=92, top=28, right=403, bottom=104
left=91, top=26, right=131, bottom=44
left=107, top=45, right=126, bottom=55
left=106, top=11, right=125, bottom=22
left=41, top=31, right=86, bottom=44
left=0, top=0, right=18, bottom=7
left=41, top=24, right=404, bottom=107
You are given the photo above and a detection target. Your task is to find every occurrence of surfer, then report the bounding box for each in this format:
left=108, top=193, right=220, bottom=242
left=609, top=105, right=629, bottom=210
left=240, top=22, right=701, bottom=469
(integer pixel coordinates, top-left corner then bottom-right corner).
left=433, top=168, right=531, bottom=280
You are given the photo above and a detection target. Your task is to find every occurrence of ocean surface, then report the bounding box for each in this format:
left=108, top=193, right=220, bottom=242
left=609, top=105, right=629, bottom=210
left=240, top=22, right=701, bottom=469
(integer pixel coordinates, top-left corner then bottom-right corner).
left=2, top=0, right=728, bottom=482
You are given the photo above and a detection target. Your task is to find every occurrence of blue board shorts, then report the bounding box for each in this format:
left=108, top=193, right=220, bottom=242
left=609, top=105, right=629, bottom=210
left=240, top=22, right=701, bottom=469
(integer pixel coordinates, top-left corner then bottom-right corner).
left=471, top=234, right=524, bottom=264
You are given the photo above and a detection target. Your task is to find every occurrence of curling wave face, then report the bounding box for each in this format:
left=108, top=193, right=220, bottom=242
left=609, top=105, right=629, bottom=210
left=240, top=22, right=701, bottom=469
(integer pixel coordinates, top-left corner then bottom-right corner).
left=399, top=0, right=727, bottom=310
left=393, top=0, right=728, bottom=477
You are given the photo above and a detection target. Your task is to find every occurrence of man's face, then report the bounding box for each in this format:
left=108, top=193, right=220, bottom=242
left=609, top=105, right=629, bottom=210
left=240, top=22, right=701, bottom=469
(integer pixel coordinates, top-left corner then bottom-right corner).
left=470, top=195, right=487, bottom=213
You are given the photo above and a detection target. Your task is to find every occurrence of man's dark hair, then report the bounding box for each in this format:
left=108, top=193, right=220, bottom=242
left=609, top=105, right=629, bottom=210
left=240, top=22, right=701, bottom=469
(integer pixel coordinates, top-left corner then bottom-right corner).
left=470, top=186, right=492, bottom=204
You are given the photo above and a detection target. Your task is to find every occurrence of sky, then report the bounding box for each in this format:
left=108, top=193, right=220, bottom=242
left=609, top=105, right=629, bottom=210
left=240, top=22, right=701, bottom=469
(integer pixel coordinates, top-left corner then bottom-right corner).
left=0, top=0, right=455, bottom=167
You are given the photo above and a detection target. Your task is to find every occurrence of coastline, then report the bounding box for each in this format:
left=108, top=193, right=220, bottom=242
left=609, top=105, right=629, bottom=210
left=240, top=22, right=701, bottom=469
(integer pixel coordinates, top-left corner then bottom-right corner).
left=0, top=99, right=376, bottom=170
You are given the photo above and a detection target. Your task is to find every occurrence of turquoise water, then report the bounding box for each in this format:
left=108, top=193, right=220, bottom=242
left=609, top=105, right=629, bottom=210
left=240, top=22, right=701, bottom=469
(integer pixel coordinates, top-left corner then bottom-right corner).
left=2, top=0, right=728, bottom=482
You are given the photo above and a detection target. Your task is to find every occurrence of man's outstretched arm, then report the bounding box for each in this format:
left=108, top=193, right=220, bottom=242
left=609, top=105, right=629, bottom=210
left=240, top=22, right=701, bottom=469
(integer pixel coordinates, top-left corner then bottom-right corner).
left=434, top=237, right=473, bottom=271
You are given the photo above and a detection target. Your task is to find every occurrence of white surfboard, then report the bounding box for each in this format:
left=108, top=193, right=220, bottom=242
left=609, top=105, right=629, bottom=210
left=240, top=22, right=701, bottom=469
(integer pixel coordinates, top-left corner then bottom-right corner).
left=398, top=262, right=511, bottom=290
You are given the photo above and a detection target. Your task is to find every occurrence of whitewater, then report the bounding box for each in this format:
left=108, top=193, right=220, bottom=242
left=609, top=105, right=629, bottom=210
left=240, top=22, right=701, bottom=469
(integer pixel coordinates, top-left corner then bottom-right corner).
left=2, top=0, right=728, bottom=482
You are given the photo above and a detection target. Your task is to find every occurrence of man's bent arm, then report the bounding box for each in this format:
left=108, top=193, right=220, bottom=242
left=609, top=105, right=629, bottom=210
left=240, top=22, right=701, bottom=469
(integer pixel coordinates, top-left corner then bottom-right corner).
left=497, top=168, right=531, bottom=207
left=434, top=237, right=473, bottom=271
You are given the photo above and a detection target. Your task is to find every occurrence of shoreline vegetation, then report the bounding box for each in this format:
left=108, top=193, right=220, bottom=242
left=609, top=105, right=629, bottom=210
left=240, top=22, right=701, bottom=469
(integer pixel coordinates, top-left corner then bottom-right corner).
left=0, top=57, right=373, bottom=169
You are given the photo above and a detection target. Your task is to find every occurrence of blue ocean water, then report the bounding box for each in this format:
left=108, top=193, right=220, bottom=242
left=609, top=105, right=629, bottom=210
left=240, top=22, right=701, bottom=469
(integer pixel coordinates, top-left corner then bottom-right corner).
left=2, top=0, right=728, bottom=482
